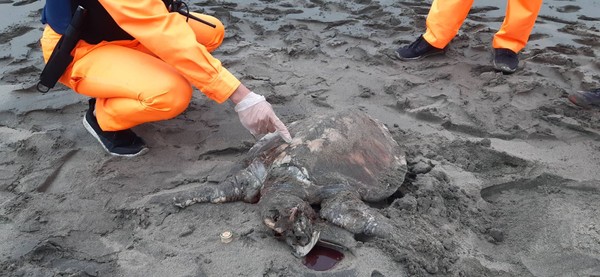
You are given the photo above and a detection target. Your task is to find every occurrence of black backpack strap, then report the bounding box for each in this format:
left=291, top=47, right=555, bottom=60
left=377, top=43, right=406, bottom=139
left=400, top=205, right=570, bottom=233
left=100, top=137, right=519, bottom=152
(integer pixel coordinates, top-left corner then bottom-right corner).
left=37, top=6, right=87, bottom=93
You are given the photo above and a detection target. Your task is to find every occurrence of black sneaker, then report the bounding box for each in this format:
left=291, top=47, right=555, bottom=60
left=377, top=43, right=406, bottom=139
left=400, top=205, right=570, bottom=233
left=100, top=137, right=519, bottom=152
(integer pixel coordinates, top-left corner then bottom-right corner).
left=82, top=98, right=148, bottom=157
left=493, top=48, right=519, bottom=74
left=395, top=35, right=446, bottom=60
left=568, top=88, right=600, bottom=109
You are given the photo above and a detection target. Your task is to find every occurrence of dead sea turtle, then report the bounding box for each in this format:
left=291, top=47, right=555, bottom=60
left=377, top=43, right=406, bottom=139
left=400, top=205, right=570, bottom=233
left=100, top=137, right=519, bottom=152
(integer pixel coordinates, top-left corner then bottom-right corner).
left=156, top=110, right=407, bottom=256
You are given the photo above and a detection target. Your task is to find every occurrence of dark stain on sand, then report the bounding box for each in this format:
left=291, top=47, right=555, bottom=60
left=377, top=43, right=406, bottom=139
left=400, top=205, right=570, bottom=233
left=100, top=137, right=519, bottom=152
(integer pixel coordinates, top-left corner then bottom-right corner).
left=303, top=245, right=344, bottom=271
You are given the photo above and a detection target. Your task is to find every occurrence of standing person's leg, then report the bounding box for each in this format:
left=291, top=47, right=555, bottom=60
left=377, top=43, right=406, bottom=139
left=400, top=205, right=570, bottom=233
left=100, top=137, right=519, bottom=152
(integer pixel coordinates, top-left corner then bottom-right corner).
left=493, top=0, right=543, bottom=53
left=491, top=0, right=543, bottom=73
left=423, top=0, right=475, bottom=49
left=396, top=0, right=474, bottom=60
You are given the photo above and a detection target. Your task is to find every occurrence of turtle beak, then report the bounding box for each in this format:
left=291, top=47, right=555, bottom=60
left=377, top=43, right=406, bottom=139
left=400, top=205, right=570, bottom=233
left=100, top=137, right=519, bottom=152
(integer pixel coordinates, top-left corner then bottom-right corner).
left=292, top=230, right=320, bottom=257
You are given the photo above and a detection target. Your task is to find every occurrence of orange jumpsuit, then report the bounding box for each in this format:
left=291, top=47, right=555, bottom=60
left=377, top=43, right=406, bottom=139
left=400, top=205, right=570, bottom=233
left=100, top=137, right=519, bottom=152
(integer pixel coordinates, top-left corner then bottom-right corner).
left=423, top=0, right=543, bottom=53
left=40, top=0, right=241, bottom=131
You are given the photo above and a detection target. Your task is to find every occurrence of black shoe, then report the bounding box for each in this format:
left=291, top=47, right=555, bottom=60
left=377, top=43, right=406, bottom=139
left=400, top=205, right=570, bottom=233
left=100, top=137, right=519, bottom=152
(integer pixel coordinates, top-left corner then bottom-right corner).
left=493, top=48, right=519, bottom=74
left=82, top=98, right=148, bottom=157
left=395, top=35, right=446, bottom=60
left=568, top=88, right=600, bottom=109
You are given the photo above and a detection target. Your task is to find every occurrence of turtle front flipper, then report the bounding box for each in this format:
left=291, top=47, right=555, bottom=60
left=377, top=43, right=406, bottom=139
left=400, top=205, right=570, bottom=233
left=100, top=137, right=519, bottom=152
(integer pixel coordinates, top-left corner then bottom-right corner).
left=320, top=191, right=395, bottom=238
left=315, top=222, right=357, bottom=254
left=148, top=165, right=264, bottom=208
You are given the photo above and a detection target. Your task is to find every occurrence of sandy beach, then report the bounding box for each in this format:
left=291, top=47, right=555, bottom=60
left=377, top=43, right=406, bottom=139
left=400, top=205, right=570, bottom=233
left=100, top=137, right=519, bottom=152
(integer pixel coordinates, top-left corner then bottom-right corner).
left=1, top=0, right=600, bottom=276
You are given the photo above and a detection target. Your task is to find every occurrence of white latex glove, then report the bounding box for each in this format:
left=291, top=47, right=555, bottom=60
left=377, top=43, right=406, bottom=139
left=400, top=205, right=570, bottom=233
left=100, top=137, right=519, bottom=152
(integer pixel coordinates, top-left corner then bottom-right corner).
left=235, top=92, right=292, bottom=143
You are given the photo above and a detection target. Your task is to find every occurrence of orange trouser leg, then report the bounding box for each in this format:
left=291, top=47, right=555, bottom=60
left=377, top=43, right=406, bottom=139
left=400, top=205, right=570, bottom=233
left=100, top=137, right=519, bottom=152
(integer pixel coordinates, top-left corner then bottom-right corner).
left=492, top=0, right=543, bottom=53
left=423, top=0, right=474, bottom=49
left=40, top=14, right=226, bottom=131
left=69, top=44, right=194, bottom=131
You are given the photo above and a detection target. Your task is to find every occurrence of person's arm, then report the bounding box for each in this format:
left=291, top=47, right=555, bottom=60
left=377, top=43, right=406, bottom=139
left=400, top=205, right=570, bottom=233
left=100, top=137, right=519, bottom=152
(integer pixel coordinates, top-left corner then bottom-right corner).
left=229, top=84, right=250, bottom=104
left=98, top=0, right=239, bottom=103
left=99, top=0, right=292, bottom=141
left=232, top=84, right=291, bottom=142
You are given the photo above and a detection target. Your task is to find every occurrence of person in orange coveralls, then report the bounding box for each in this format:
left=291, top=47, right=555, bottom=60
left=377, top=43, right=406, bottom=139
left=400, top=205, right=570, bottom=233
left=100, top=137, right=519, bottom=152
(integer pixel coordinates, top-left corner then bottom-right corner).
left=396, top=0, right=543, bottom=74
left=40, top=0, right=291, bottom=157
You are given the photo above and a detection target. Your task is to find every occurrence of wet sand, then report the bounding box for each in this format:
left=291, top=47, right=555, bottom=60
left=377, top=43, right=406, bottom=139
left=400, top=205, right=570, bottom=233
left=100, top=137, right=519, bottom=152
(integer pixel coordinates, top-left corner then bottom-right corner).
left=1, top=0, right=600, bottom=276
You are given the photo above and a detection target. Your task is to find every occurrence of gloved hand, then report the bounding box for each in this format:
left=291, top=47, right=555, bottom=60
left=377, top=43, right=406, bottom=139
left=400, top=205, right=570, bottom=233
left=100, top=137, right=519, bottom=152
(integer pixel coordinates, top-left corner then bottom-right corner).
left=235, top=92, right=292, bottom=143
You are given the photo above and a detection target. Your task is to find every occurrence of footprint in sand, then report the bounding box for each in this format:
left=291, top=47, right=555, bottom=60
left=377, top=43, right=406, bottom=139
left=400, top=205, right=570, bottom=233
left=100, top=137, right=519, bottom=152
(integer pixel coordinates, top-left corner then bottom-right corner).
left=578, top=15, right=600, bottom=21
left=556, top=5, right=581, bottom=13
left=0, top=25, right=34, bottom=44
left=13, top=0, right=36, bottom=6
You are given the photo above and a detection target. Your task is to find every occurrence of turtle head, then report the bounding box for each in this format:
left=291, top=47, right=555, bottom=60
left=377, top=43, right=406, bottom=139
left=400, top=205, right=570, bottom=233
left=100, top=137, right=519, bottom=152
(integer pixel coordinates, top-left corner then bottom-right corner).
left=263, top=205, right=319, bottom=257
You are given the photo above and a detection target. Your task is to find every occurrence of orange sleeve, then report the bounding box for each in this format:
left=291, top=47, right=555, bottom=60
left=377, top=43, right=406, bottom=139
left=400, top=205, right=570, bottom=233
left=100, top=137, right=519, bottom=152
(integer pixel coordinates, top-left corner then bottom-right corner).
left=97, top=0, right=240, bottom=103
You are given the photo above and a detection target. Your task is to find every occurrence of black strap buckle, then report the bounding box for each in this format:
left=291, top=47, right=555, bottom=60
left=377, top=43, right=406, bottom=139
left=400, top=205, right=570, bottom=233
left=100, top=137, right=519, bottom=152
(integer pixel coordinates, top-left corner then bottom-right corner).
left=167, top=0, right=216, bottom=28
